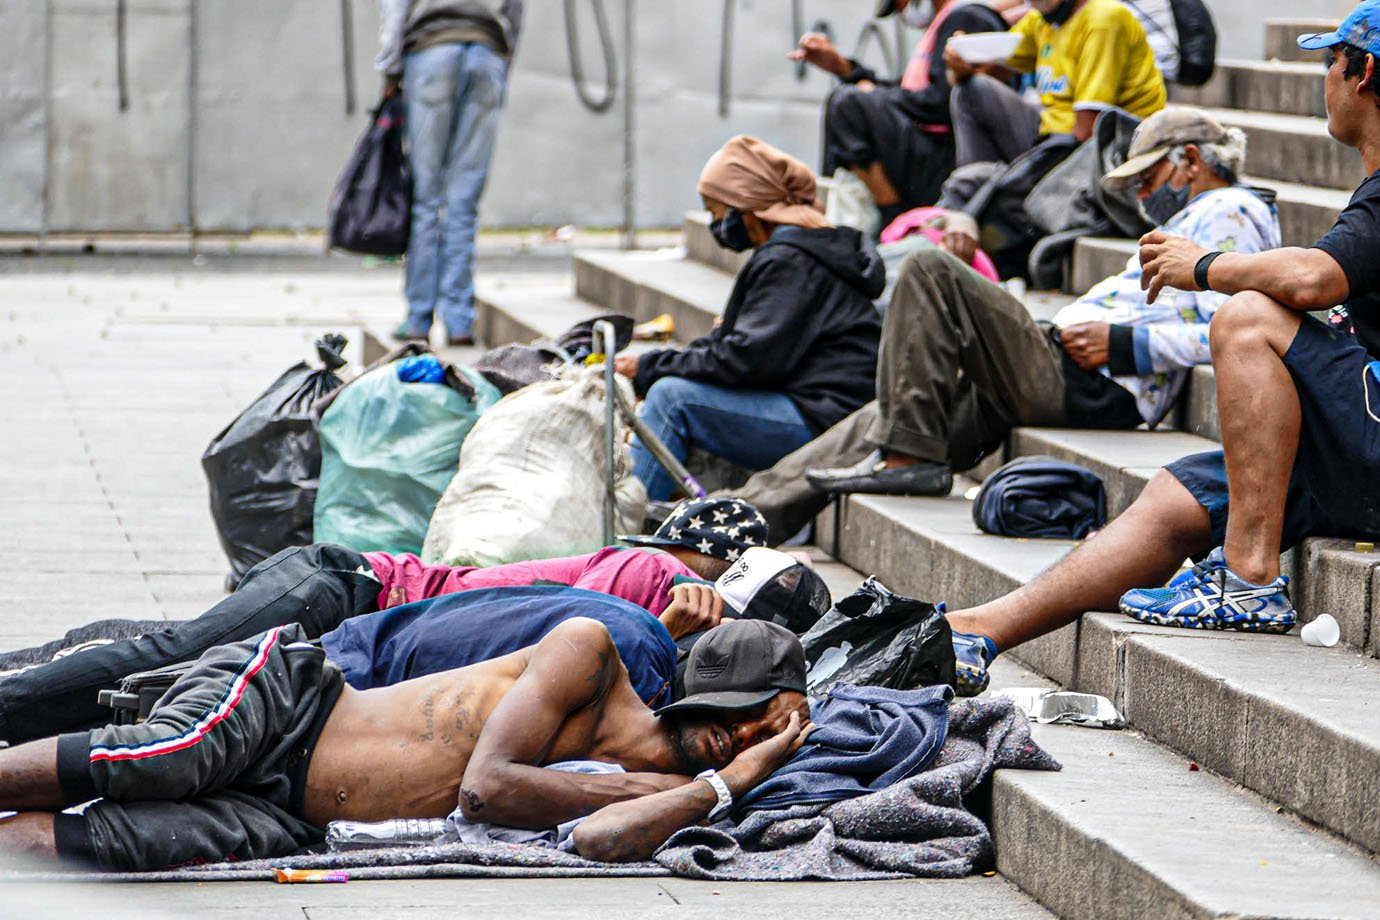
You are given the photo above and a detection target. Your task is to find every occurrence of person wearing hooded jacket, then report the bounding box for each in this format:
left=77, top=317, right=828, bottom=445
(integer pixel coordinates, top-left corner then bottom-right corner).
left=613, top=136, right=884, bottom=501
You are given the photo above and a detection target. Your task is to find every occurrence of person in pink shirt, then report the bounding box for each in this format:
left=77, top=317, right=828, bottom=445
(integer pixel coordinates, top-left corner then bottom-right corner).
left=0, top=499, right=776, bottom=745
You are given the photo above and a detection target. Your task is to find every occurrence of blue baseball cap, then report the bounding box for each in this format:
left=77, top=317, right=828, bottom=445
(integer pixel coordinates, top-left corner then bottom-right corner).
left=1298, top=1, right=1380, bottom=55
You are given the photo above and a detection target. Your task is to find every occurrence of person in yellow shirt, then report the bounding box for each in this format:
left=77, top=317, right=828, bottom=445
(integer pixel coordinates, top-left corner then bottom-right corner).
left=943, top=0, right=1166, bottom=166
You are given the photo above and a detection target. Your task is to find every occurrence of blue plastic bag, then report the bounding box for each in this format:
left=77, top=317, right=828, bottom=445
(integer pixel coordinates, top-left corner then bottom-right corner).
left=314, top=360, right=500, bottom=554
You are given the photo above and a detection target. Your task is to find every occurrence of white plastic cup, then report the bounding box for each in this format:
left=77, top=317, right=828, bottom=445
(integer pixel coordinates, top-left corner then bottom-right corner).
left=1300, top=614, right=1341, bottom=648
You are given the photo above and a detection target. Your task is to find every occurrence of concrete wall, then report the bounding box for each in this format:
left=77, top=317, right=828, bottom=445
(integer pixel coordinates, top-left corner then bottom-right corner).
left=0, top=0, right=1355, bottom=234
left=1207, top=0, right=1355, bottom=59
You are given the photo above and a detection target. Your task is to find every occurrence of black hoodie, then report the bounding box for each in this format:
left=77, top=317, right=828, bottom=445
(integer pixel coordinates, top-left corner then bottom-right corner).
left=634, top=225, right=884, bottom=434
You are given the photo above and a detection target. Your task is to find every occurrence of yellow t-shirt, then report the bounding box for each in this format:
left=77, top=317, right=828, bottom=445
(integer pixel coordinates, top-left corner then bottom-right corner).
left=1007, top=0, right=1166, bottom=136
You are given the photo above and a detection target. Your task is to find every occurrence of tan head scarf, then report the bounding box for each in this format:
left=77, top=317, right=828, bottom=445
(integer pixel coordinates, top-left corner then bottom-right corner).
left=697, top=135, right=830, bottom=230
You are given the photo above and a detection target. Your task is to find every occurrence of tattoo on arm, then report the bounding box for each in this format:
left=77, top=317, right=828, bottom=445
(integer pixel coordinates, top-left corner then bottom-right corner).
left=582, top=649, right=613, bottom=703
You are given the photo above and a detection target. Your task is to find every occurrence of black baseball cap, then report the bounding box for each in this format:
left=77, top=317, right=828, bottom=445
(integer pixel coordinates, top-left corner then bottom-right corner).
left=620, top=497, right=768, bottom=562
left=655, top=619, right=807, bottom=717
left=875, top=0, right=901, bottom=16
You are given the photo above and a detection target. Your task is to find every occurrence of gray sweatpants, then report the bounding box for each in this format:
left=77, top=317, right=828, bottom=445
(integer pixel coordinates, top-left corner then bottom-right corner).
left=55, top=623, right=342, bottom=871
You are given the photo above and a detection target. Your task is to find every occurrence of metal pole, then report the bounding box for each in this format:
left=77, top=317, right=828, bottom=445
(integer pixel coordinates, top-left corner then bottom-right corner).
left=610, top=379, right=707, bottom=499
left=187, top=0, right=198, bottom=246
left=620, top=0, right=636, bottom=249
left=595, top=320, right=618, bottom=546
left=341, top=0, right=357, bottom=116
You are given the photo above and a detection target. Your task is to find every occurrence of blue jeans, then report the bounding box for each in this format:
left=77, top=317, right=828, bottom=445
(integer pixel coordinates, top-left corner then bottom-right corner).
left=631, top=377, right=816, bottom=500
left=403, top=42, right=508, bottom=337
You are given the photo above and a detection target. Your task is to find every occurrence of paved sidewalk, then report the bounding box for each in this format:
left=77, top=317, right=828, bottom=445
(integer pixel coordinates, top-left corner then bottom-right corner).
left=0, top=253, right=1048, bottom=917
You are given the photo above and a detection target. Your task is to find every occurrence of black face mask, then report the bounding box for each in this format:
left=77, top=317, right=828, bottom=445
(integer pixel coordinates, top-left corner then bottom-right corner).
left=1038, top=0, right=1078, bottom=26
left=709, top=208, right=754, bottom=252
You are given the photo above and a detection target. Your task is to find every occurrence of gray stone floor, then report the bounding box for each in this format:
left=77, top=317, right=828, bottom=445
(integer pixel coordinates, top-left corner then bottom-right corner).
left=0, top=252, right=1047, bottom=916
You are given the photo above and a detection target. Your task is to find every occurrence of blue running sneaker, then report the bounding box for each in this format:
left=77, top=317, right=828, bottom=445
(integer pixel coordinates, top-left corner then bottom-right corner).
left=1120, top=547, right=1296, bottom=633
left=951, top=630, right=999, bottom=696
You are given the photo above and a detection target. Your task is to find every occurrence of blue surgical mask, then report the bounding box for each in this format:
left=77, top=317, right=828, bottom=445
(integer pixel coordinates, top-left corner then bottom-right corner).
left=709, top=207, right=754, bottom=252
left=901, top=0, right=936, bottom=29
left=1138, top=175, right=1192, bottom=227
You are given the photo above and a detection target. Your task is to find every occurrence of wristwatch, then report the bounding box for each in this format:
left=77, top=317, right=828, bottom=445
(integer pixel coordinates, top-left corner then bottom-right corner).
left=695, top=768, right=734, bottom=822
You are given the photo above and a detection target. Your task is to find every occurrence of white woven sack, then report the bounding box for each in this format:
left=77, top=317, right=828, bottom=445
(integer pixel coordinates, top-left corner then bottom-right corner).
left=421, top=365, right=646, bottom=567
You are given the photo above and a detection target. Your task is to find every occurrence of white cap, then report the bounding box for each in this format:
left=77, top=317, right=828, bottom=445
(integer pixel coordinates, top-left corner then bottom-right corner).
left=714, top=546, right=796, bottom=615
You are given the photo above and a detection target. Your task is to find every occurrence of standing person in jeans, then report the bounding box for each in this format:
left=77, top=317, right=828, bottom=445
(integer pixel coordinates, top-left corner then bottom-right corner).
left=613, top=135, right=883, bottom=501
left=376, top=0, right=522, bottom=345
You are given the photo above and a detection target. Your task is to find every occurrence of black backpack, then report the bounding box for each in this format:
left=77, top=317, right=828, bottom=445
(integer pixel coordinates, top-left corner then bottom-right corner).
left=1126, top=0, right=1217, bottom=87
left=1168, top=0, right=1217, bottom=86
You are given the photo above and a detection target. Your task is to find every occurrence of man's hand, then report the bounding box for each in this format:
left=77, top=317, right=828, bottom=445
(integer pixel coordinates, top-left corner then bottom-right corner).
left=382, top=74, right=402, bottom=98
left=938, top=212, right=979, bottom=265
left=943, top=32, right=980, bottom=83
left=1058, top=322, right=1112, bottom=370
left=1139, top=230, right=1208, bottom=304
left=613, top=354, right=639, bottom=378
left=721, top=711, right=814, bottom=793
left=788, top=32, right=852, bottom=78
left=572, top=710, right=814, bottom=862
left=657, top=583, right=726, bottom=640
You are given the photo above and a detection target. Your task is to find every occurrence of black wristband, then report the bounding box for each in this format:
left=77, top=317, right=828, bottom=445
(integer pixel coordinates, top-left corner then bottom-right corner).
left=1194, top=251, right=1223, bottom=292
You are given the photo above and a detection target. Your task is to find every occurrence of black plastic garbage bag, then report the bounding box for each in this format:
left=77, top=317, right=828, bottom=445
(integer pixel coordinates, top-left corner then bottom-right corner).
left=556, top=313, right=634, bottom=362
left=328, top=92, right=411, bottom=256
left=800, top=577, right=955, bottom=700
left=202, top=335, right=349, bottom=591
left=972, top=455, right=1106, bottom=539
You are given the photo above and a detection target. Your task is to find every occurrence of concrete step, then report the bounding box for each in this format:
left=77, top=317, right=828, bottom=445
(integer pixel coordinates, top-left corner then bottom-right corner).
left=825, top=490, right=1380, bottom=862
left=991, top=660, right=1380, bottom=920
left=1003, top=425, right=1380, bottom=651
left=1265, top=18, right=1338, bottom=63
left=1173, top=58, right=1324, bottom=118
left=1006, top=426, right=1214, bottom=518
left=473, top=278, right=601, bottom=347
left=1069, top=237, right=1136, bottom=295
left=1206, top=107, right=1365, bottom=192
left=574, top=248, right=730, bottom=342
left=1178, top=364, right=1218, bottom=441
left=1255, top=176, right=1351, bottom=249
left=684, top=211, right=750, bottom=275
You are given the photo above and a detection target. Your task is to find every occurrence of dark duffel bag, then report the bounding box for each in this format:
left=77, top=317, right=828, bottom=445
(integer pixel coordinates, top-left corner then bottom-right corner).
left=973, top=455, right=1107, bottom=540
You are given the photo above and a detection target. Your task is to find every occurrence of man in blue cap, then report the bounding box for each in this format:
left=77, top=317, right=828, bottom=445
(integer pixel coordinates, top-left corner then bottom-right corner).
left=899, top=4, right=1380, bottom=694
left=1119, top=4, right=1380, bottom=629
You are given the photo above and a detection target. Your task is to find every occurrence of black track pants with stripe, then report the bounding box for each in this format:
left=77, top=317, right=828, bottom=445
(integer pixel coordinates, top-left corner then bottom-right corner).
left=55, top=623, right=342, bottom=871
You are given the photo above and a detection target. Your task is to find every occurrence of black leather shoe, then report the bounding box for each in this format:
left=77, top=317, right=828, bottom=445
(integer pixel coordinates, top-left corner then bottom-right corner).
left=805, top=451, right=953, bottom=496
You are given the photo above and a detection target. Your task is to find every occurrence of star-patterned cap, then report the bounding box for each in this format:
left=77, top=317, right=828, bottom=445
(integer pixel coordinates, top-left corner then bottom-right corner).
left=619, top=497, right=768, bottom=562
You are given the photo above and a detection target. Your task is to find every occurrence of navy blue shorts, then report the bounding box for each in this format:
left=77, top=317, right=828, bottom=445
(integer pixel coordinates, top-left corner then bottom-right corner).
left=1166, top=315, right=1380, bottom=550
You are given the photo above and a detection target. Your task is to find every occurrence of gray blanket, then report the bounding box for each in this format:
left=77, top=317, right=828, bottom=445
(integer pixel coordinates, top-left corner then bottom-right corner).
left=5, top=697, right=1056, bottom=884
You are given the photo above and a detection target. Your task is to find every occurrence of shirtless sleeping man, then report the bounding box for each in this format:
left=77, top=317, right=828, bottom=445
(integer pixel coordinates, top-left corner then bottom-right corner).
left=0, top=617, right=811, bottom=871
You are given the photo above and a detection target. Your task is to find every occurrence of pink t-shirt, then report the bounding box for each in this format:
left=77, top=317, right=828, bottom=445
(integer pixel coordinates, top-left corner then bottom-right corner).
left=361, top=546, right=696, bottom=616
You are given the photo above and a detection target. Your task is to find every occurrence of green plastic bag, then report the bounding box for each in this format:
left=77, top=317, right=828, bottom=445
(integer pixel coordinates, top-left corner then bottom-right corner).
left=314, top=360, right=500, bottom=554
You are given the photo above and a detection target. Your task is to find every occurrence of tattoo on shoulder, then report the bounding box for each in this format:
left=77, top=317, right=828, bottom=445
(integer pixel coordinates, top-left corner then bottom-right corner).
left=582, top=648, right=613, bottom=702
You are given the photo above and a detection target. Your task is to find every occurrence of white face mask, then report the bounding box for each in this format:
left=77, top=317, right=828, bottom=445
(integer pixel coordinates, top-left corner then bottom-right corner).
left=901, top=0, right=936, bottom=29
